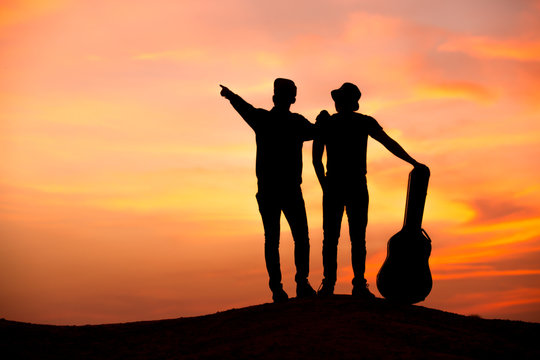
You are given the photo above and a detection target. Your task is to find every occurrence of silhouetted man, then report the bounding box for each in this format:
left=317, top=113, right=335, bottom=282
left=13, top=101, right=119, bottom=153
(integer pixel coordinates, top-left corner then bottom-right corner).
left=220, top=79, right=317, bottom=302
left=313, top=82, right=426, bottom=298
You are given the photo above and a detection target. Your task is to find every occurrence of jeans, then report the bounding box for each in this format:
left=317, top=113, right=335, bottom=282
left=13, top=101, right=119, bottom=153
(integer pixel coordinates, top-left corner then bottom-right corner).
left=256, top=186, right=310, bottom=292
left=322, top=178, right=369, bottom=287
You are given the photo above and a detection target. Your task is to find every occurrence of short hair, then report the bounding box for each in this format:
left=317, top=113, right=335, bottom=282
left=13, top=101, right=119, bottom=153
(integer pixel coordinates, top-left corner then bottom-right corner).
left=273, top=78, right=297, bottom=99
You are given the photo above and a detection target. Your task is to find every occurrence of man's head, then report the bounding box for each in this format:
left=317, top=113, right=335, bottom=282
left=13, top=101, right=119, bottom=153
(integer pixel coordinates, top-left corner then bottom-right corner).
left=331, top=82, right=361, bottom=113
left=273, top=78, right=297, bottom=108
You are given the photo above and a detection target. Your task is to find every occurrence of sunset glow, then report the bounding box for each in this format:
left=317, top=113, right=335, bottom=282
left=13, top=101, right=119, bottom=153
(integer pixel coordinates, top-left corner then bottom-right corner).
left=1, top=0, right=539, bottom=324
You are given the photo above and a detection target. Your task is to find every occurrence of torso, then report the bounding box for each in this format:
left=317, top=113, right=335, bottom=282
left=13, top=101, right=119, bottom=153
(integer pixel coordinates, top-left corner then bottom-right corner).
left=253, top=108, right=313, bottom=190
left=319, top=112, right=382, bottom=184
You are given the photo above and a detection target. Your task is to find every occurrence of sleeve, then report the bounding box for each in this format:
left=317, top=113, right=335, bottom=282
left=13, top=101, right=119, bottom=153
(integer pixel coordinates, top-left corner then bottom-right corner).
left=298, top=114, right=316, bottom=141
left=366, top=115, right=383, bottom=136
left=228, top=93, right=259, bottom=131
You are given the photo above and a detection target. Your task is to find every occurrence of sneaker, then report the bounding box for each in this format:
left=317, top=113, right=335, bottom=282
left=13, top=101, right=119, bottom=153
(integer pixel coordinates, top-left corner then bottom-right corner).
left=296, top=281, right=316, bottom=298
left=352, top=284, right=376, bottom=300
left=317, top=280, right=335, bottom=297
left=272, top=288, right=289, bottom=303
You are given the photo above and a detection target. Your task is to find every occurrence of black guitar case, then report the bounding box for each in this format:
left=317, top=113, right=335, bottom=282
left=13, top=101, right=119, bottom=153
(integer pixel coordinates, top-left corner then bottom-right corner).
left=376, top=166, right=432, bottom=304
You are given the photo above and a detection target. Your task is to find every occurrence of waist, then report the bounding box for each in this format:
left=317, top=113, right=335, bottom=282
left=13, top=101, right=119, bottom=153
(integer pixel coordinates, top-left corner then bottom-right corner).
left=326, top=172, right=367, bottom=183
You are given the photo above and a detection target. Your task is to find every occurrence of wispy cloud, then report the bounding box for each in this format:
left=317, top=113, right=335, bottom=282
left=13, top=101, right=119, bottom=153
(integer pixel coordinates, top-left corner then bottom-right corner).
left=454, top=288, right=540, bottom=316
left=414, top=82, right=496, bottom=103
left=0, top=0, right=67, bottom=27
left=134, top=49, right=207, bottom=61
left=438, top=36, right=540, bottom=61
left=433, top=269, right=540, bottom=280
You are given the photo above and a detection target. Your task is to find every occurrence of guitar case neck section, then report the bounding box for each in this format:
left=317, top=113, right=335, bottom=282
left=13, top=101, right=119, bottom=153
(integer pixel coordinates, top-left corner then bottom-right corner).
left=404, top=166, right=430, bottom=231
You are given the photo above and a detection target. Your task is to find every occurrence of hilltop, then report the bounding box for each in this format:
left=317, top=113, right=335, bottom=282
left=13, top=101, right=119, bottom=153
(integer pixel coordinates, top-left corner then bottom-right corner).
left=2, top=295, right=539, bottom=359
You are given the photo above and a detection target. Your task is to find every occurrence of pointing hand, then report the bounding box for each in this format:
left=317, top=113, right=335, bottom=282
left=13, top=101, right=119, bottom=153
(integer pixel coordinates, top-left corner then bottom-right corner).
left=220, top=84, right=233, bottom=99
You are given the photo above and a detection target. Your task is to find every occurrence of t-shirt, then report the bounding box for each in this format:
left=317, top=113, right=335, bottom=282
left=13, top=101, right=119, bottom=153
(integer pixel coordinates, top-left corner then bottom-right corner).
left=316, top=111, right=383, bottom=181
left=229, top=94, right=315, bottom=189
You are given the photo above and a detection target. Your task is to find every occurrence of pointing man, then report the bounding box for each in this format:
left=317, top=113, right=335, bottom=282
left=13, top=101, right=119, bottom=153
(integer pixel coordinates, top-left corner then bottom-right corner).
left=220, top=79, right=317, bottom=302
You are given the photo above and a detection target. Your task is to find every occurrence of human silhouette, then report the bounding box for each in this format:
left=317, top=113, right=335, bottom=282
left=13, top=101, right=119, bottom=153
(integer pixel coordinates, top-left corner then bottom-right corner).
left=313, top=82, right=426, bottom=298
left=220, top=79, right=317, bottom=302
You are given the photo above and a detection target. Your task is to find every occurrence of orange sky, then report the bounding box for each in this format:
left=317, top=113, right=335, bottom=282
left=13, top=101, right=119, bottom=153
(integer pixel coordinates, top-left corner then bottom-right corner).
left=1, top=0, right=540, bottom=325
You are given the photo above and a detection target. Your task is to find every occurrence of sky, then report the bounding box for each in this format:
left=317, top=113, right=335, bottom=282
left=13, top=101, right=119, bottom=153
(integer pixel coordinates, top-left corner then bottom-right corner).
left=1, top=0, right=539, bottom=325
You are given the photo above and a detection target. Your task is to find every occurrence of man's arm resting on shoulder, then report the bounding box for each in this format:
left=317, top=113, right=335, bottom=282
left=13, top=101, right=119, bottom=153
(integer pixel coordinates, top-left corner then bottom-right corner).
left=301, top=117, right=317, bottom=141
left=370, top=128, right=425, bottom=168
left=219, top=85, right=257, bottom=129
left=306, top=110, right=330, bottom=141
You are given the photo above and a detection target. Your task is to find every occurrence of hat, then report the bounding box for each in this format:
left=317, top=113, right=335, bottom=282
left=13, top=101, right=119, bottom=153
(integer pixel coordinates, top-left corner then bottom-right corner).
left=274, top=78, right=297, bottom=98
left=331, top=82, right=361, bottom=105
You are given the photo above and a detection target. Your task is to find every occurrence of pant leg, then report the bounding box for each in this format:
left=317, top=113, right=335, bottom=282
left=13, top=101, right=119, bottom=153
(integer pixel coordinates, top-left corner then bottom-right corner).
left=282, top=187, right=310, bottom=284
left=322, top=186, right=345, bottom=285
left=256, top=191, right=283, bottom=292
left=345, top=181, right=369, bottom=288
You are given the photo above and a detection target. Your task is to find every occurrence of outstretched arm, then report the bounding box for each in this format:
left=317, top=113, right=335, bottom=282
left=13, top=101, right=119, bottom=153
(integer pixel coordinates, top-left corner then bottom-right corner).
left=220, top=85, right=257, bottom=130
left=370, top=128, right=425, bottom=167
left=312, top=110, right=330, bottom=190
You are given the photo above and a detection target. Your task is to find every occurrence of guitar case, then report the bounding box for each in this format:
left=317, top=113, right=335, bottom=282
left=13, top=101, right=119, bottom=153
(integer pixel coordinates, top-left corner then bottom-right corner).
left=376, top=166, right=432, bottom=304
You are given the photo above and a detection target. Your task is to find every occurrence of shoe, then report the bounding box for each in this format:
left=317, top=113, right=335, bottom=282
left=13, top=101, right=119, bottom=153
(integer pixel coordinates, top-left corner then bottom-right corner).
left=296, top=281, right=316, bottom=298
left=317, top=280, right=335, bottom=297
left=352, top=284, right=376, bottom=300
left=272, top=288, right=289, bottom=303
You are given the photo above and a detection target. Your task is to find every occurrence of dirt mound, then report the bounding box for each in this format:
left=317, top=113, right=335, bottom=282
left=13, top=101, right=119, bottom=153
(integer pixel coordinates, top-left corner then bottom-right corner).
left=2, top=295, right=539, bottom=359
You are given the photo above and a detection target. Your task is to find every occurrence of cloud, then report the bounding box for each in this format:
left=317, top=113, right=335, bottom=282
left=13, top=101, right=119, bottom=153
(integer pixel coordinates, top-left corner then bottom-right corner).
left=434, top=269, right=540, bottom=280
left=468, top=197, right=532, bottom=223
left=454, top=288, right=540, bottom=316
left=134, top=49, right=207, bottom=62
left=408, top=131, right=540, bottom=156
left=438, top=36, right=540, bottom=61
left=459, top=217, right=540, bottom=235
left=414, top=82, right=496, bottom=103
left=0, top=0, right=67, bottom=27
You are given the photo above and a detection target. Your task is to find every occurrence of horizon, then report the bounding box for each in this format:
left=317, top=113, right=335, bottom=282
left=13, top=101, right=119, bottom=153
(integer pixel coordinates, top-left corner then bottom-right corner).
left=1, top=0, right=540, bottom=325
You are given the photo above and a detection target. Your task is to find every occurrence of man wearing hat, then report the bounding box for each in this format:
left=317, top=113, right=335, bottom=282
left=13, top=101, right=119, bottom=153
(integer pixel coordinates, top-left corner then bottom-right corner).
left=220, top=79, right=317, bottom=302
left=313, top=82, right=426, bottom=298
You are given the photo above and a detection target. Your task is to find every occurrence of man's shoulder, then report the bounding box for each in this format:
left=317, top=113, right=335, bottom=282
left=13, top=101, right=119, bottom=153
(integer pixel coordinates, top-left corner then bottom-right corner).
left=317, top=112, right=335, bottom=124
left=288, top=112, right=313, bottom=128
left=250, top=107, right=270, bottom=120
left=354, top=112, right=382, bottom=127
left=325, top=112, right=382, bottom=132
left=352, top=112, right=375, bottom=121
left=245, top=108, right=270, bottom=131
left=290, top=111, right=308, bottom=121
left=327, top=112, right=375, bottom=122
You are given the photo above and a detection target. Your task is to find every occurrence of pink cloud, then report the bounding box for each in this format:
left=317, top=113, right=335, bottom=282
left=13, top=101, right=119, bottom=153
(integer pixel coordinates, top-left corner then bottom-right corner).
left=438, top=36, right=540, bottom=61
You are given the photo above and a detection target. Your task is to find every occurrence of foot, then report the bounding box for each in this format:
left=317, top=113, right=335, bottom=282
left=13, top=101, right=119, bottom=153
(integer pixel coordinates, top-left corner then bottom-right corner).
left=296, top=281, right=316, bottom=298
left=272, top=288, right=289, bottom=303
left=352, top=284, right=376, bottom=300
left=317, top=280, right=335, bottom=297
